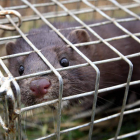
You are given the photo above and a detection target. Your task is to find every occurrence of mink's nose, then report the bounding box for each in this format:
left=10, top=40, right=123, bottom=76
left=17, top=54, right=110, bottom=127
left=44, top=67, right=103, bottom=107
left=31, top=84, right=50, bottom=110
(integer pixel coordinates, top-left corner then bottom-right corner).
left=30, top=79, right=51, bottom=97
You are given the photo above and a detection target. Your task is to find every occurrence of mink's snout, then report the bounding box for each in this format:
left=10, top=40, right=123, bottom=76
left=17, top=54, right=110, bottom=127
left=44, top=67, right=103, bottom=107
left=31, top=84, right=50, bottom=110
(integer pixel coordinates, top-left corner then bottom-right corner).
left=30, top=78, right=51, bottom=98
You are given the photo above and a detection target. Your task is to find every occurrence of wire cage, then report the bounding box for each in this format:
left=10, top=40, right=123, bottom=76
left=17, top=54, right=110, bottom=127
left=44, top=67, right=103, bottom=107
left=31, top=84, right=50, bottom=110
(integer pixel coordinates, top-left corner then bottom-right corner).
left=0, top=0, right=140, bottom=140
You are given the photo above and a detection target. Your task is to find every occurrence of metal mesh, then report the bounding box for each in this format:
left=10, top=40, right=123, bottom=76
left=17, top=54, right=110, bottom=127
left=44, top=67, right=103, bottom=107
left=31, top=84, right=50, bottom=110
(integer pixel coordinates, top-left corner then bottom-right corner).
left=0, top=0, right=140, bottom=140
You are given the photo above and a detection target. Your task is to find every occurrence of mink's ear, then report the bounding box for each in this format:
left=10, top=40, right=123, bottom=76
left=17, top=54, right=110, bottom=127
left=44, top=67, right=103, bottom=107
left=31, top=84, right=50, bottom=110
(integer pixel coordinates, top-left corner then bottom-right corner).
left=6, top=42, right=15, bottom=55
left=67, top=29, right=91, bottom=44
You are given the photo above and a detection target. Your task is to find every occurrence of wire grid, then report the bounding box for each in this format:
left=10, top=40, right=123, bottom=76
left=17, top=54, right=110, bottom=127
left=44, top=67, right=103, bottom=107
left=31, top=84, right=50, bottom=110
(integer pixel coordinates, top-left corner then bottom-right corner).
left=0, top=0, right=140, bottom=140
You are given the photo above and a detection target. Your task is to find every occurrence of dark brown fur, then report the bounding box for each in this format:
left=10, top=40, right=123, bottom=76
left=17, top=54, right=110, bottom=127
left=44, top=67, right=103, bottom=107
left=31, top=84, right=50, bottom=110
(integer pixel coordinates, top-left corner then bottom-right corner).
left=6, top=20, right=140, bottom=107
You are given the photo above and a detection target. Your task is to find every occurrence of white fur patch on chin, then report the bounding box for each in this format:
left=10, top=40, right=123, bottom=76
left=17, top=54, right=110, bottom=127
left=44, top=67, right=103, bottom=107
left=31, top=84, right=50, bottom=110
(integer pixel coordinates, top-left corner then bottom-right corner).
left=50, top=100, right=70, bottom=109
left=61, top=100, right=69, bottom=109
left=42, top=95, right=70, bottom=109
left=43, top=94, right=51, bottom=100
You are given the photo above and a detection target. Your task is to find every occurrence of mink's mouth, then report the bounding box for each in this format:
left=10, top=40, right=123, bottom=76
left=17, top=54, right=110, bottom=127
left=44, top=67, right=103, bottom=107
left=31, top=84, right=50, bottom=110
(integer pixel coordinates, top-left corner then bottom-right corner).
left=20, top=77, right=59, bottom=106
left=30, top=90, right=49, bottom=99
left=23, top=90, right=56, bottom=106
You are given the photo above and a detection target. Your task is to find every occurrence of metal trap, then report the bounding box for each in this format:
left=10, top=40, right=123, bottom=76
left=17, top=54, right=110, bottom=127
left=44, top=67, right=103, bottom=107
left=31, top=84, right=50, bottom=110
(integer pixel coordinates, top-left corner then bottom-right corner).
left=0, top=0, right=140, bottom=140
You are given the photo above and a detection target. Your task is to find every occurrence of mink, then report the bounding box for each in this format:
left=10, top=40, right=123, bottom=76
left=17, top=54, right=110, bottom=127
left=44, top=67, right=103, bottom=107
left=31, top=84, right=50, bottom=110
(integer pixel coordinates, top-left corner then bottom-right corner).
left=6, top=20, right=140, bottom=108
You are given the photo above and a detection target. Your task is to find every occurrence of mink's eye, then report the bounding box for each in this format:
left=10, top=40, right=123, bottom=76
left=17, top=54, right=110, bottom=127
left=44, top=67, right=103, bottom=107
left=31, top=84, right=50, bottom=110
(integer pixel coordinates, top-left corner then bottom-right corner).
left=60, top=58, right=69, bottom=67
left=19, top=65, right=24, bottom=75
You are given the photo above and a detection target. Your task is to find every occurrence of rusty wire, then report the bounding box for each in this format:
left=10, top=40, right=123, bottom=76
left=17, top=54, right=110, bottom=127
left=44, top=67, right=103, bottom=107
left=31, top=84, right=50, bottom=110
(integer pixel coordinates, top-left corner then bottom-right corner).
left=0, top=9, right=22, bottom=30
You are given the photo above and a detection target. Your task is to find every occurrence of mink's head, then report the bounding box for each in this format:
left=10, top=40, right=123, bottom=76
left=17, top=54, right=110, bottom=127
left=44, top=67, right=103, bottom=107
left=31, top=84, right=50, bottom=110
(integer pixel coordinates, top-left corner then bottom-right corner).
left=6, top=27, right=96, bottom=107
